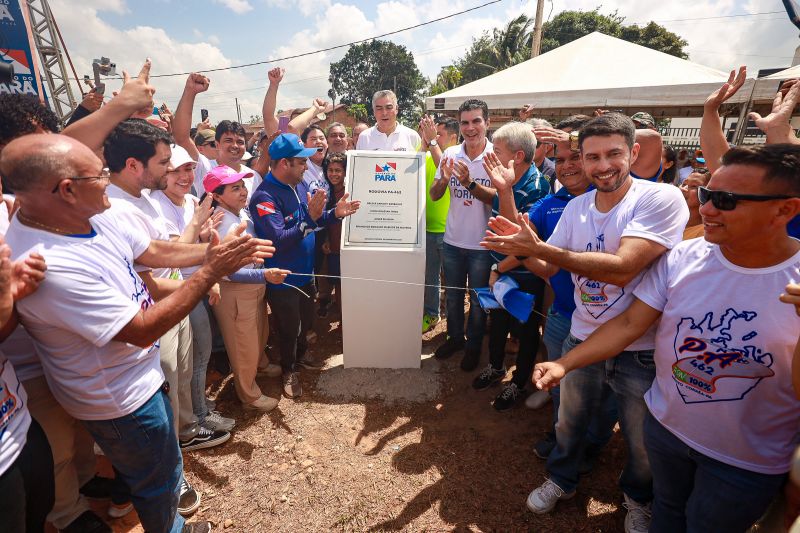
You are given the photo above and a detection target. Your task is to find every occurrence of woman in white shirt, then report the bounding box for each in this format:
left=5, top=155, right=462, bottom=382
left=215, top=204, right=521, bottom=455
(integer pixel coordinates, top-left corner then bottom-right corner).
left=202, top=165, right=289, bottom=412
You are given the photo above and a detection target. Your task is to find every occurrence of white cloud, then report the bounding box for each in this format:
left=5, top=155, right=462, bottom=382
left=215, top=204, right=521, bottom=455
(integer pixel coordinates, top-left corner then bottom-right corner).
left=262, top=0, right=330, bottom=17
left=212, top=0, right=254, bottom=15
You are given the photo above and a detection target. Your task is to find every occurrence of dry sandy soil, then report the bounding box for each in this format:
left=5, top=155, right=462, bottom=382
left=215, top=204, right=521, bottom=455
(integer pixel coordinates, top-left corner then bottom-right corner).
left=76, top=310, right=629, bottom=533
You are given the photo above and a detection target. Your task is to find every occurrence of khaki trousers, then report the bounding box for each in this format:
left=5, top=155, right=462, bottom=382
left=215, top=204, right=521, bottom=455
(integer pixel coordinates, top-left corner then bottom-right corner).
left=212, top=281, right=269, bottom=405
left=159, top=316, right=198, bottom=440
left=23, top=375, right=94, bottom=529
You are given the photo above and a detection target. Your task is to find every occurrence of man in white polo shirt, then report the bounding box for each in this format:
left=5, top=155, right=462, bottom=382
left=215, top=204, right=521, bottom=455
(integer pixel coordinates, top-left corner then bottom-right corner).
left=355, top=90, right=421, bottom=152
left=2, top=133, right=272, bottom=533
left=429, top=99, right=494, bottom=370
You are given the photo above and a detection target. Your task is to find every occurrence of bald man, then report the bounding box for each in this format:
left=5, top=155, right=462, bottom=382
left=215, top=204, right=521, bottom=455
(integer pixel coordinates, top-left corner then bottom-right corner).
left=1, top=134, right=273, bottom=533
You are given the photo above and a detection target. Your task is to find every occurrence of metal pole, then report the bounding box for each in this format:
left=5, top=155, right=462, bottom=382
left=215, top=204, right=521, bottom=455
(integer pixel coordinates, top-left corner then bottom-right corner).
left=531, top=0, right=545, bottom=58
left=235, top=97, right=241, bottom=123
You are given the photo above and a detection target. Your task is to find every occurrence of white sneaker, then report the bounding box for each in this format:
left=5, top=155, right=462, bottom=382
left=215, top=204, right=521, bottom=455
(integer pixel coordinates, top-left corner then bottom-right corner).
left=203, top=410, right=235, bottom=432
left=108, top=502, right=133, bottom=518
left=526, top=478, right=575, bottom=514
left=257, top=363, right=282, bottom=378
left=524, top=389, right=552, bottom=410
left=244, top=394, right=279, bottom=412
left=623, top=494, right=651, bottom=533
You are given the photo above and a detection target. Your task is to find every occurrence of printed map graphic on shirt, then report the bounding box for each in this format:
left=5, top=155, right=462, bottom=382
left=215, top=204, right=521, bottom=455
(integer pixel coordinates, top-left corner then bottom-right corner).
left=671, top=309, right=774, bottom=404
left=0, top=376, right=21, bottom=440
left=578, top=233, right=625, bottom=318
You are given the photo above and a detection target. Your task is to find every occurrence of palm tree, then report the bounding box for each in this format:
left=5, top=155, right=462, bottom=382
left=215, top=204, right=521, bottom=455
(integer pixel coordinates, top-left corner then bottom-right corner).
left=476, top=14, right=533, bottom=72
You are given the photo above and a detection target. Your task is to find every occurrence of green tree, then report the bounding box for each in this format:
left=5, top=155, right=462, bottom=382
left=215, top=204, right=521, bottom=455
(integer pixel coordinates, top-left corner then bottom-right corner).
left=347, top=103, right=368, bottom=122
left=448, top=9, right=688, bottom=87
left=429, top=65, right=463, bottom=96
left=329, top=40, right=426, bottom=123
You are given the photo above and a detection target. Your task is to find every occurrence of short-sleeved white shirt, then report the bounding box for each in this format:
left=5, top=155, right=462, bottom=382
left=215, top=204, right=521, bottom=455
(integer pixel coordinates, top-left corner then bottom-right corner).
left=5, top=211, right=163, bottom=421
left=437, top=141, right=494, bottom=250
left=355, top=123, right=421, bottom=152
left=547, top=179, right=688, bottom=350
left=636, top=238, right=800, bottom=474
left=0, top=353, right=31, bottom=476
left=150, top=190, right=202, bottom=279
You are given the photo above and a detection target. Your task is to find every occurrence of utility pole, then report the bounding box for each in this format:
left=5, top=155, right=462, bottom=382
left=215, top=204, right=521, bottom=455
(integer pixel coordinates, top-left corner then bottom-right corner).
left=235, top=97, right=241, bottom=123
left=530, top=0, right=545, bottom=58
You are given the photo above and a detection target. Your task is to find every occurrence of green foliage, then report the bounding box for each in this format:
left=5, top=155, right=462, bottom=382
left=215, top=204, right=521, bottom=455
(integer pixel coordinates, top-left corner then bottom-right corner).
left=329, top=40, right=426, bottom=122
left=429, top=65, right=463, bottom=96
left=442, top=9, right=688, bottom=88
left=347, top=103, right=368, bottom=122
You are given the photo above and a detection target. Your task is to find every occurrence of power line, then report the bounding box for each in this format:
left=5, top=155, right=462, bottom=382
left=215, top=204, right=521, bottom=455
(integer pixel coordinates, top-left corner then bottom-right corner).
left=111, top=0, right=503, bottom=80
left=635, top=10, right=783, bottom=24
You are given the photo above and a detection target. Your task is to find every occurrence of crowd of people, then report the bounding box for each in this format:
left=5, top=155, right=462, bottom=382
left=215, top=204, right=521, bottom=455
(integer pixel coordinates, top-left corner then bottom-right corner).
left=0, top=57, right=798, bottom=533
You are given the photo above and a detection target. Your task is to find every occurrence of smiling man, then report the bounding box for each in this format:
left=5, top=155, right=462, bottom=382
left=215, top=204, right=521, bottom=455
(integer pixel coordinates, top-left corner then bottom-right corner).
left=355, top=90, right=421, bottom=152
left=482, top=113, right=688, bottom=533
left=531, top=143, right=800, bottom=533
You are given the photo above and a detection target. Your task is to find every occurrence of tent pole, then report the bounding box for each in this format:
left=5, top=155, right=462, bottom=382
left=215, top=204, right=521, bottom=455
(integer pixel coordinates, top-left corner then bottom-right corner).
left=732, top=80, right=757, bottom=146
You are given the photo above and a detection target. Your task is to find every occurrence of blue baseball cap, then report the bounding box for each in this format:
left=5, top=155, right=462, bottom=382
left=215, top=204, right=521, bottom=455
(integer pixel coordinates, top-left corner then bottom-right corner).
left=268, top=133, right=318, bottom=160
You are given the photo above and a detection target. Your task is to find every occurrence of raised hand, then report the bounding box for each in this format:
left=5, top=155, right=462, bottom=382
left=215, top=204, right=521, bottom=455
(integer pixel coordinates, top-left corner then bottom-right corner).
left=185, top=72, right=210, bottom=95
left=263, top=268, right=291, bottom=284
left=192, top=195, right=215, bottom=228
left=312, top=98, right=327, bottom=113
left=452, top=160, right=471, bottom=188
left=114, top=59, right=156, bottom=115
left=419, top=114, right=437, bottom=143
left=307, top=189, right=327, bottom=221
left=481, top=212, right=541, bottom=257
left=749, top=78, right=800, bottom=138
left=780, top=283, right=800, bottom=316
left=334, top=193, right=361, bottom=218
left=487, top=215, right=521, bottom=237
left=533, top=126, right=569, bottom=145
left=519, top=104, right=536, bottom=121
left=483, top=151, right=515, bottom=192
left=532, top=361, right=567, bottom=390
left=593, top=108, right=609, bottom=117
left=81, top=88, right=104, bottom=112
left=268, top=67, right=285, bottom=85
left=214, top=222, right=275, bottom=271
left=196, top=118, right=213, bottom=132
left=199, top=210, right=224, bottom=243
left=704, top=66, right=746, bottom=111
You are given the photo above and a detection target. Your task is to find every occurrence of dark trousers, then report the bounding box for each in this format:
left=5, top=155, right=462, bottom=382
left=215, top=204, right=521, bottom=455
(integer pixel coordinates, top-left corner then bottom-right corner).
left=0, top=419, right=54, bottom=533
left=488, top=275, right=545, bottom=388
left=267, top=284, right=315, bottom=374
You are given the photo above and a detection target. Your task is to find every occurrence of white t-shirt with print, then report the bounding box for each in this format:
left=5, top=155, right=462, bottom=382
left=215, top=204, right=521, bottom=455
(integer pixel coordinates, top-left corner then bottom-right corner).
left=194, top=154, right=261, bottom=199
left=548, top=179, right=688, bottom=350
left=438, top=141, right=494, bottom=250
left=5, top=211, right=164, bottom=421
left=0, top=353, right=31, bottom=477
left=356, top=123, right=421, bottom=152
left=150, top=190, right=202, bottom=279
left=217, top=207, right=257, bottom=271
left=636, top=238, right=800, bottom=474
left=106, top=185, right=176, bottom=279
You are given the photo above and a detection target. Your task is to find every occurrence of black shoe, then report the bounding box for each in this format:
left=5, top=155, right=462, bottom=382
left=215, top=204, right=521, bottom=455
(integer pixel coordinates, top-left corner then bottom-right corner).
left=62, top=510, right=111, bottom=533
left=179, top=426, right=230, bottom=452
left=460, top=347, right=481, bottom=371
left=472, top=364, right=506, bottom=390
left=79, top=475, right=114, bottom=499
left=533, top=432, right=557, bottom=459
left=493, top=383, right=523, bottom=411
left=434, top=338, right=465, bottom=360
left=182, top=520, right=212, bottom=533
left=178, top=479, right=201, bottom=516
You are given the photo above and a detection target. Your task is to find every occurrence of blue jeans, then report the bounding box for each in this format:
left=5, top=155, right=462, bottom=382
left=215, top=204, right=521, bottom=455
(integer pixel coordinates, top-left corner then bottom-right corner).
left=441, top=243, right=492, bottom=350
left=424, top=232, right=444, bottom=317
left=189, top=300, right=213, bottom=422
left=644, top=413, right=786, bottom=533
left=543, top=309, right=618, bottom=444
left=547, top=335, right=655, bottom=502
left=82, top=389, right=184, bottom=533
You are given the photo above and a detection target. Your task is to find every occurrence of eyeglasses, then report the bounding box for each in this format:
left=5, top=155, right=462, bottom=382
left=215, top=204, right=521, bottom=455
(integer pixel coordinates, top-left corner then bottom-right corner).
left=202, top=142, right=216, bottom=148
left=697, top=186, right=797, bottom=211
left=51, top=168, right=111, bottom=193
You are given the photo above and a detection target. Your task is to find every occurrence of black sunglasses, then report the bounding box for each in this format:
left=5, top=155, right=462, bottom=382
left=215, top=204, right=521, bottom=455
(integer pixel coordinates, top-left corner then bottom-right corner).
left=697, top=186, right=796, bottom=211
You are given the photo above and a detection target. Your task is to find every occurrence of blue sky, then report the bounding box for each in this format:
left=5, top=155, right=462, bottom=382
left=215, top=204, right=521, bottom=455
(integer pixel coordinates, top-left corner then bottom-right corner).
left=48, top=0, right=798, bottom=123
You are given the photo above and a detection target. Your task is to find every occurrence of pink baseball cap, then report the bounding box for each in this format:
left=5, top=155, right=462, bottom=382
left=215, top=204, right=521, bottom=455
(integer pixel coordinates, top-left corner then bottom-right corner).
left=203, top=165, right=254, bottom=193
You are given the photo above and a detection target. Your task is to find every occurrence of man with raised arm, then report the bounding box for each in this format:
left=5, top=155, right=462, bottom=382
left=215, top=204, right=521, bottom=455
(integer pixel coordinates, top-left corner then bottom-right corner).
left=483, top=113, right=688, bottom=533
left=2, top=133, right=273, bottom=533
left=533, top=144, right=800, bottom=533
left=355, top=90, right=421, bottom=152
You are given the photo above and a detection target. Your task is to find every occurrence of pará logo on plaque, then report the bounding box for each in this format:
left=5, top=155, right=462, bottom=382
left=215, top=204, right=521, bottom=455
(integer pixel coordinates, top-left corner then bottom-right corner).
left=374, top=162, right=397, bottom=182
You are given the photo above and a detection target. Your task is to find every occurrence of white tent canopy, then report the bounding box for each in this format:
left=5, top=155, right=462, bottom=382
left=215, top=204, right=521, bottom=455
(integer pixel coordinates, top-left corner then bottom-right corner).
left=764, top=64, right=800, bottom=79
left=425, top=32, right=778, bottom=117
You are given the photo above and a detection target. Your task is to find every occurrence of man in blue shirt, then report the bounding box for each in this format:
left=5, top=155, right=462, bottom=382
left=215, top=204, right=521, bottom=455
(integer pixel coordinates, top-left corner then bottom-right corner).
left=472, top=122, right=550, bottom=410
left=249, top=134, right=359, bottom=399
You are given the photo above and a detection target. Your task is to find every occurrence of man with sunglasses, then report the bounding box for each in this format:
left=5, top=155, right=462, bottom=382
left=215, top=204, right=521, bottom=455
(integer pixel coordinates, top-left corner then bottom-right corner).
left=482, top=113, right=688, bottom=533
left=532, top=143, right=800, bottom=532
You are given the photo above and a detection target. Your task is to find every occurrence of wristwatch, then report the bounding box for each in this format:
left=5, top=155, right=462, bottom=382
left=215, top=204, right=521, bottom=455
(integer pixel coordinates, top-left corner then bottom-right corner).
left=569, top=131, right=579, bottom=152
left=428, top=138, right=438, bottom=147
left=490, top=263, right=500, bottom=273
left=467, top=180, right=477, bottom=191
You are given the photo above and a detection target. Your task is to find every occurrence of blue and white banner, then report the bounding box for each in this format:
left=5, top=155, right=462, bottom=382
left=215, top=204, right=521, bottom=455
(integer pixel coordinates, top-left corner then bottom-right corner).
left=0, top=0, right=47, bottom=99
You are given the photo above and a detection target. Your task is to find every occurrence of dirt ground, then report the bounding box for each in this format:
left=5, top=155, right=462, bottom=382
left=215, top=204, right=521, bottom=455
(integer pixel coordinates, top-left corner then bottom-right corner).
left=83, top=309, right=628, bottom=533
